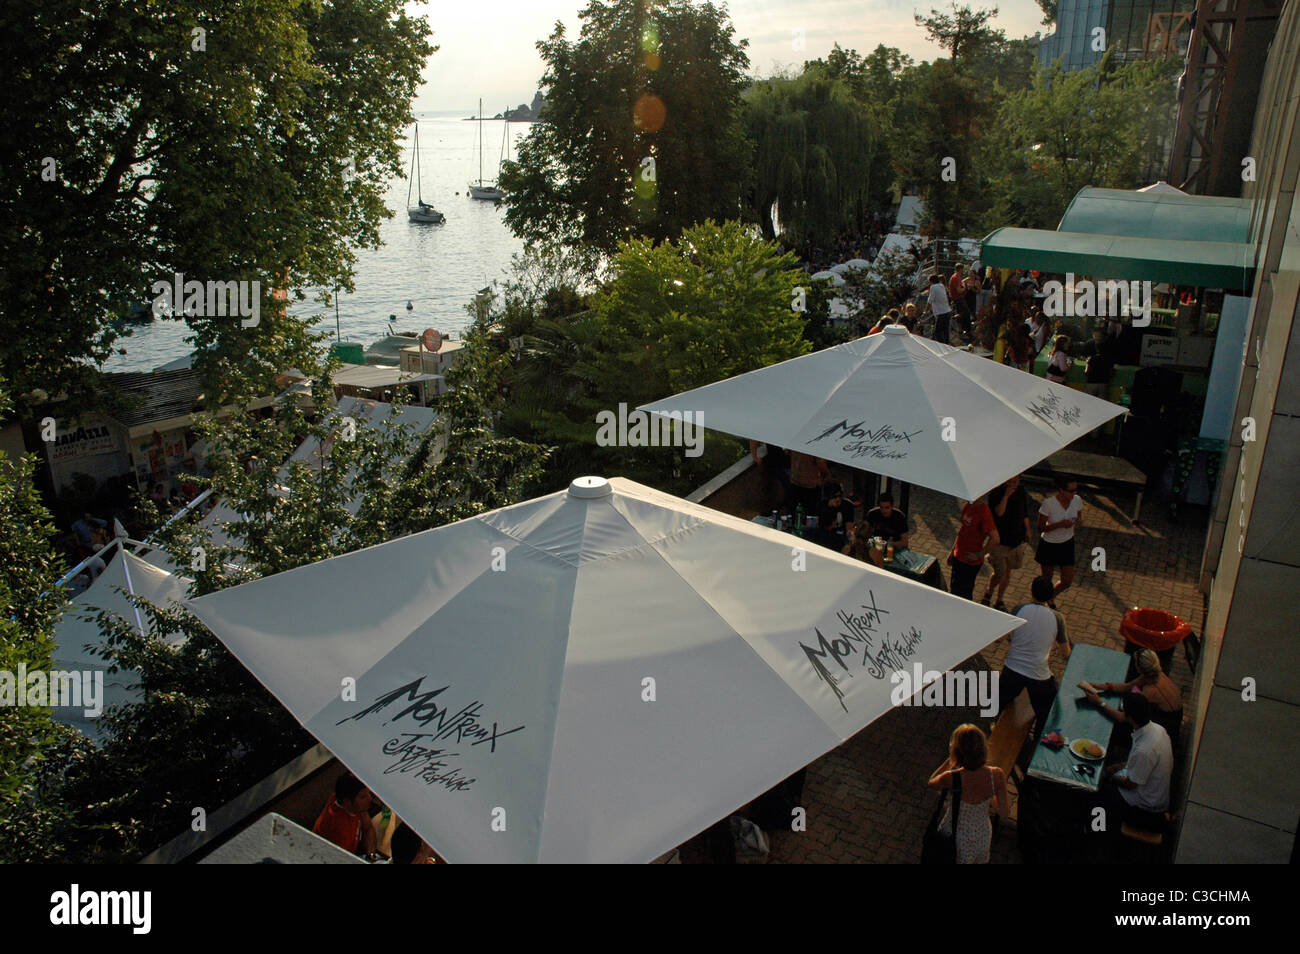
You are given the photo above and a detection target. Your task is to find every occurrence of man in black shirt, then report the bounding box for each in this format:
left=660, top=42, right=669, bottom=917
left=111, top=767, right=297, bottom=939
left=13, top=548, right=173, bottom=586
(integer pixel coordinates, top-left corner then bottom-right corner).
left=1079, top=328, right=1116, bottom=398
left=863, top=493, right=909, bottom=567
left=816, top=482, right=856, bottom=550
left=981, top=474, right=1031, bottom=610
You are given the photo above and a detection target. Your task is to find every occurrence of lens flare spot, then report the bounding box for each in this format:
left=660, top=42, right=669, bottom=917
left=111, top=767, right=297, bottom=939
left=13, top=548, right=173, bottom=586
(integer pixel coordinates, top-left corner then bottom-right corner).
left=633, top=94, right=666, bottom=132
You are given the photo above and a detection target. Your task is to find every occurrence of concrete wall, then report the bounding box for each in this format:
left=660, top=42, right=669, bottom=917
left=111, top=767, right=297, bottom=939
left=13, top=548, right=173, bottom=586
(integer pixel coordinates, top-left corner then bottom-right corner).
left=1175, top=0, right=1300, bottom=863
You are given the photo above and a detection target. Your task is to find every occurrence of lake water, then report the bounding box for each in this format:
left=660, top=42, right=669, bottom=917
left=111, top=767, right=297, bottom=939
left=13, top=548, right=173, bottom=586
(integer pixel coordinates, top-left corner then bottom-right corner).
left=103, top=112, right=529, bottom=372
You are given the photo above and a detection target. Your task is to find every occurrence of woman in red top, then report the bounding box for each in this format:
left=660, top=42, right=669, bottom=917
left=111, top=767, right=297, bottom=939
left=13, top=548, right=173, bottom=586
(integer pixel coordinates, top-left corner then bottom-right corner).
left=948, top=496, right=999, bottom=601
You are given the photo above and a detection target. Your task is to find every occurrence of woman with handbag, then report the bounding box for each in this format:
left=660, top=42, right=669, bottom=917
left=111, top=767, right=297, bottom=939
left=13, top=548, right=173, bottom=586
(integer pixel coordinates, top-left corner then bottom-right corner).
left=927, top=724, right=1009, bottom=864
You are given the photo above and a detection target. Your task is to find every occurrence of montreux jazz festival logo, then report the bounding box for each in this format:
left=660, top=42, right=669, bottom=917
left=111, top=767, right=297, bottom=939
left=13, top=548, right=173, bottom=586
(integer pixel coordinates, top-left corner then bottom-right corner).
left=798, top=590, right=923, bottom=712
left=805, top=419, right=923, bottom=462
left=336, top=676, right=526, bottom=791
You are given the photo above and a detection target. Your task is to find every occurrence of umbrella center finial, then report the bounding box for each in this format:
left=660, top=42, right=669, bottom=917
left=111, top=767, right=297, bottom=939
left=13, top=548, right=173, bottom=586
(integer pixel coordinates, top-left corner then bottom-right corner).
left=568, top=476, right=612, bottom=498
left=883, top=325, right=908, bottom=336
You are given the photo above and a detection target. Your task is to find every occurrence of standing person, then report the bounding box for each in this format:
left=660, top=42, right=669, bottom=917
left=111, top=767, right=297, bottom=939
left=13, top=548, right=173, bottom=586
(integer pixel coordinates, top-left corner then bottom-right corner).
left=1079, top=327, right=1116, bottom=399
left=948, top=265, right=968, bottom=337
left=787, top=449, right=828, bottom=516
left=981, top=474, right=1031, bottom=610
left=1027, top=307, right=1051, bottom=359
left=948, top=494, right=999, bottom=600
left=996, top=575, right=1072, bottom=735
left=1036, top=477, right=1082, bottom=605
left=751, top=440, right=791, bottom=511
left=926, top=273, right=953, bottom=344
left=978, top=266, right=996, bottom=315
left=927, top=724, right=1009, bottom=864
left=1045, top=334, right=1073, bottom=384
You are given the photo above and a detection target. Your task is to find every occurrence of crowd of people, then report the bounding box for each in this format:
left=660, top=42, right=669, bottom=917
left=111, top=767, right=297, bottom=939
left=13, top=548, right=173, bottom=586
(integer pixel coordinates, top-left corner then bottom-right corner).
left=311, top=772, right=440, bottom=864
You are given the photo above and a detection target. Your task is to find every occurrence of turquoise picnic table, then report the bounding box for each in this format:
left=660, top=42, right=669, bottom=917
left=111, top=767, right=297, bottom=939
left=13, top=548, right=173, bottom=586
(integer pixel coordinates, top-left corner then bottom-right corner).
left=1026, top=643, right=1132, bottom=792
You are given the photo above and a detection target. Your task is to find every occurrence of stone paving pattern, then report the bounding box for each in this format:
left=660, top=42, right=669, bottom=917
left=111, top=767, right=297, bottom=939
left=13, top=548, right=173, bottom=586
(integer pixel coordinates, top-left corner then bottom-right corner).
left=678, top=473, right=1205, bottom=864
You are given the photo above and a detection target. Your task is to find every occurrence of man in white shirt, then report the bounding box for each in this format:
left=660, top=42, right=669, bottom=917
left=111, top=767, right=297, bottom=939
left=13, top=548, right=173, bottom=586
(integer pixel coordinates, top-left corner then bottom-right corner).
left=996, top=575, right=1072, bottom=735
left=1102, top=693, right=1173, bottom=831
left=926, top=273, right=952, bottom=344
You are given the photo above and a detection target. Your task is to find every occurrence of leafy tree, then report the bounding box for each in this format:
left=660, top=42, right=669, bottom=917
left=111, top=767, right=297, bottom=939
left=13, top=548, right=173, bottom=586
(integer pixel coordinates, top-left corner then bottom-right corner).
left=491, top=221, right=813, bottom=494
left=744, top=70, right=881, bottom=248
left=0, top=0, right=435, bottom=408
left=18, top=328, right=548, bottom=861
left=988, top=55, right=1181, bottom=228
left=500, top=0, right=752, bottom=254
left=0, top=382, right=70, bottom=861
left=916, top=3, right=1005, bottom=62
left=1036, top=0, right=1059, bottom=26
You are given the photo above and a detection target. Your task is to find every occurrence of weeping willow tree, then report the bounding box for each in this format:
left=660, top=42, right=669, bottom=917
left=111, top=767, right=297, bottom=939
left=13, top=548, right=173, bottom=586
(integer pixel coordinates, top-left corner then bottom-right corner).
left=745, top=72, right=880, bottom=251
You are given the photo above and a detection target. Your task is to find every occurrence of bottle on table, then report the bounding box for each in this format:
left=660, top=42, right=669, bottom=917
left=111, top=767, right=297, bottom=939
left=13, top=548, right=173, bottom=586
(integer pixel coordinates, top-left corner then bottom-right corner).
left=886, top=542, right=894, bottom=561
left=794, top=503, right=804, bottom=537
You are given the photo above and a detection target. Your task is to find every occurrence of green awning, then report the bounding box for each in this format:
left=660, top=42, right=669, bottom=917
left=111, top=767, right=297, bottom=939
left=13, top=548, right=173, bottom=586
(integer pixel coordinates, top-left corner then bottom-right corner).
left=979, top=227, right=1255, bottom=291
left=1057, top=187, right=1253, bottom=244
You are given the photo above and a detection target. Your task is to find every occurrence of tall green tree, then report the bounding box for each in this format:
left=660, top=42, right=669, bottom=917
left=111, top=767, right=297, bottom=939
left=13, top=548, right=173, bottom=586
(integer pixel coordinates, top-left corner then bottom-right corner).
left=0, top=0, right=435, bottom=409
left=500, top=0, right=752, bottom=254
left=988, top=55, right=1181, bottom=228
left=916, top=3, right=1005, bottom=61
left=744, top=70, right=881, bottom=248
left=0, top=383, right=70, bottom=862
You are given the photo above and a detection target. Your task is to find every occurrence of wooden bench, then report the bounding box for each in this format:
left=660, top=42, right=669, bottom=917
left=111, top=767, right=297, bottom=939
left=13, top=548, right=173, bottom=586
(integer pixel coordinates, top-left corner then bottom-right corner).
left=988, top=691, right=1035, bottom=783
left=1025, top=449, right=1149, bottom=523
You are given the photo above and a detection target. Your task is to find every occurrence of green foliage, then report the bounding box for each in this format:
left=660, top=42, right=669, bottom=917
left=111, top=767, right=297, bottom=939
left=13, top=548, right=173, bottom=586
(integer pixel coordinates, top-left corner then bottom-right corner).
left=987, top=55, right=1181, bottom=228
left=500, top=0, right=752, bottom=254
left=490, top=222, right=812, bottom=494
left=18, top=334, right=547, bottom=861
left=744, top=67, right=881, bottom=249
left=0, top=383, right=69, bottom=860
left=0, top=0, right=435, bottom=406
left=916, top=3, right=1005, bottom=61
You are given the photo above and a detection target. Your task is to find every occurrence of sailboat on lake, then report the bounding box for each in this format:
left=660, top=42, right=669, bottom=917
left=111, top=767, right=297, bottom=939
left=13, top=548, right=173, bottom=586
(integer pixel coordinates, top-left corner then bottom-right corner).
left=407, top=123, right=445, bottom=224
left=469, top=99, right=507, bottom=201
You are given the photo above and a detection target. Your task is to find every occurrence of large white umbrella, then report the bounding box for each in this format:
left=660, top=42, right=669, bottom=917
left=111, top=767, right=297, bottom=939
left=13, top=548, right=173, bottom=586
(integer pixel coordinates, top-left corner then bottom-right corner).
left=53, top=550, right=190, bottom=739
left=640, top=325, right=1126, bottom=501
left=187, top=475, right=1021, bottom=863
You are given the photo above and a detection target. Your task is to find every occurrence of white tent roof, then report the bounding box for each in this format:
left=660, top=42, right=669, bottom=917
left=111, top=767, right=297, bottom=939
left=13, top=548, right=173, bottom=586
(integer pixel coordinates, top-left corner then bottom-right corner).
left=201, top=397, right=439, bottom=554
left=52, top=550, right=191, bottom=738
left=895, top=195, right=924, bottom=231
left=187, top=475, right=1022, bottom=864
left=640, top=326, right=1126, bottom=501
left=1137, top=181, right=1187, bottom=195
left=199, top=813, right=366, bottom=865
left=810, top=270, right=846, bottom=287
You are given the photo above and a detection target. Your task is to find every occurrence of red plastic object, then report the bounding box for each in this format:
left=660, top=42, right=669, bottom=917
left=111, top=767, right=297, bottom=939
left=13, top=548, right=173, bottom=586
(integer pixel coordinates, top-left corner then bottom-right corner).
left=1120, top=608, right=1192, bottom=652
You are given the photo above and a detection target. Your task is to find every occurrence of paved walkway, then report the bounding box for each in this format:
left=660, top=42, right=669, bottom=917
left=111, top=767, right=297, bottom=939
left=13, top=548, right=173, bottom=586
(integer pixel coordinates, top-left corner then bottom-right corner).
left=680, top=477, right=1205, bottom=864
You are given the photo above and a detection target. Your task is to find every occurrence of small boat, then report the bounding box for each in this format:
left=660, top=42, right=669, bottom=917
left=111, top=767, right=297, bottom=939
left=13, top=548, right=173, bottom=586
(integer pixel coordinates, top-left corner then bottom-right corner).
left=469, top=98, right=507, bottom=201
left=407, top=124, right=445, bottom=224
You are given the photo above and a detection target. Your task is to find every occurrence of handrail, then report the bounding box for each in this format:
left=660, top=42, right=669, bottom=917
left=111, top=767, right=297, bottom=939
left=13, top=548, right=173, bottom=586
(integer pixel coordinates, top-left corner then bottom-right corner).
left=54, top=488, right=213, bottom=589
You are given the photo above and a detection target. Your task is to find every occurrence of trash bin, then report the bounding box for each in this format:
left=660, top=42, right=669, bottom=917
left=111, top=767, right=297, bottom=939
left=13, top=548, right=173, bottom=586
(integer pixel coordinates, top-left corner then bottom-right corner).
left=1120, top=608, right=1191, bottom=676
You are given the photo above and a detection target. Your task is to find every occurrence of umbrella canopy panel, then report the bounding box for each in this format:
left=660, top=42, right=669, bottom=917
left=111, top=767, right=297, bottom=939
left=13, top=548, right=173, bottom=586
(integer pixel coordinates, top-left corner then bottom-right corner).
left=640, top=326, right=1125, bottom=502
left=188, top=476, right=1022, bottom=863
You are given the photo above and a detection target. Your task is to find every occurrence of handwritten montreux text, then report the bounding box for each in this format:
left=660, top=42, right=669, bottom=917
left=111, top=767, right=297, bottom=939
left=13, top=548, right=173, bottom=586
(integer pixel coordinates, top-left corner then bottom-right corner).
left=798, top=591, right=923, bottom=712
left=336, top=677, right=526, bottom=792
left=806, top=420, right=923, bottom=462
left=1026, top=391, right=1083, bottom=434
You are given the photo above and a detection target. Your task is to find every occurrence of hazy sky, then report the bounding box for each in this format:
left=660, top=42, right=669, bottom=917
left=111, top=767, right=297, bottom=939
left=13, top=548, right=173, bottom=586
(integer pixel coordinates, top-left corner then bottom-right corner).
left=416, top=0, right=1050, bottom=113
